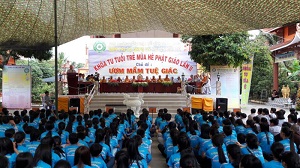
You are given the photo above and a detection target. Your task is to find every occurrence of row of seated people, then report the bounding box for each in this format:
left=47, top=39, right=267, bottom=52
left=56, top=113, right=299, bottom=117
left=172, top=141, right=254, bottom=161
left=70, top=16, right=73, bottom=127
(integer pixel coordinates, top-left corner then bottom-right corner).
left=155, top=107, right=300, bottom=168
left=78, top=73, right=182, bottom=83
left=0, top=108, right=154, bottom=168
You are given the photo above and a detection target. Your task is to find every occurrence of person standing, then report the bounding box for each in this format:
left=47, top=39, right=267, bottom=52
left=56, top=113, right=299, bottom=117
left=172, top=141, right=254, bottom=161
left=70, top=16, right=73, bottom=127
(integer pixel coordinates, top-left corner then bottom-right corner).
left=42, top=91, right=52, bottom=110
left=67, top=65, right=76, bottom=73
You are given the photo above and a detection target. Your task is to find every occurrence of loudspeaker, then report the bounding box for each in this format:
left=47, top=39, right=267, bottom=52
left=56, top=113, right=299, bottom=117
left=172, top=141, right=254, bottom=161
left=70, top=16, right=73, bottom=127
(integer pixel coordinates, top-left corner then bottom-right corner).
left=69, top=98, right=80, bottom=112
left=216, top=98, right=228, bottom=112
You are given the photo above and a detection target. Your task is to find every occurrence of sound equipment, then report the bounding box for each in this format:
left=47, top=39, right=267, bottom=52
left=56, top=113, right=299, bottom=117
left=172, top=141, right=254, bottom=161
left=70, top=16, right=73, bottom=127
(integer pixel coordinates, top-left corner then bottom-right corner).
left=69, top=98, right=80, bottom=112
left=216, top=98, right=228, bottom=112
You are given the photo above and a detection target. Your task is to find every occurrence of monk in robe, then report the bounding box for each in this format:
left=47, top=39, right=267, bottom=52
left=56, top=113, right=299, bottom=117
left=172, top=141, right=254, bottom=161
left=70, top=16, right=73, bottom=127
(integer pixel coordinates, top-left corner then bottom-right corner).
left=117, top=77, right=122, bottom=83
left=157, top=75, right=163, bottom=83
left=100, top=76, right=106, bottom=83
left=124, top=76, right=131, bottom=83
left=151, top=76, right=157, bottom=83
left=131, top=76, right=136, bottom=82
left=164, top=75, right=171, bottom=81
left=145, top=76, right=151, bottom=83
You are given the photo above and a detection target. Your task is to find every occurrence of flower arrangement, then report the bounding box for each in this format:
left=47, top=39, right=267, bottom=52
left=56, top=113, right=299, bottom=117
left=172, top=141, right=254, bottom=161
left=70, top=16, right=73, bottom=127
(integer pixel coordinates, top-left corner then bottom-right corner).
left=132, top=82, right=148, bottom=87
left=161, top=81, right=173, bottom=86
left=108, top=79, right=119, bottom=86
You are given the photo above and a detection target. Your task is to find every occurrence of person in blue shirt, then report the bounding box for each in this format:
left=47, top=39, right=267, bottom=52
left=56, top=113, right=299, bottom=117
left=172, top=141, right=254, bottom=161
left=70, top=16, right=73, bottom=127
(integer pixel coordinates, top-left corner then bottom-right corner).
left=155, top=111, right=163, bottom=127
left=180, top=154, right=200, bottom=168
left=115, top=150, right=129, bottom=168
left=53, top=136, right=66, bottom=160
left=127, top=138, right=148, bottom=168
left=25, top=128, right=40, bottom=156
left=244, top=120, right=259, bottom=135
left=41, top=121, right=59, bottom=139
left=54, top=160, right=72, bottom=168
left=223, top=125, right=237, bottom=146
left=14, top=131, right=29, bottom=153
left=0, top=137, right=19, bottom=168
left=262, top=142, right=284, bottom=168
left=13, top=116, right=24, bottom=132
left=240, top=133, right=265, bottom=164
left=33, top=144, right=52, bottom=168
left=168, top=133, right=192, bottom=168
left=0, top=116, right=14, bottom=137
left=221, top=144, right=242, bottom=168
left=90, top=143, right=107, bottom=168
left=279, top=126, right=298, bottom=153
left=15, top=152, right=33, bottom=168
left=258, top=122, right=274, bottom=158
left=73, top=146, right=92, bottom=168
left=200, top=128, right=219, bottom=158
left=58, top=122, right=69, bottom=145
left=235, top=119, right=246, bottom=135
left=187, top=121, right=200, bottom=151
left=5, top=128, right=15, bottom=142
left=134, top=135, right=152, bottom=163
left=205, top=134, right=229, bottom=168
left=64, top=133, right=80, bottom=166
left=281, top=151, right=300, bottom=168
left=197, top=124, right=211, bottom=156
left=94, top=129, right=113, bottom=164
left=240, top=155, right=262, bottom=168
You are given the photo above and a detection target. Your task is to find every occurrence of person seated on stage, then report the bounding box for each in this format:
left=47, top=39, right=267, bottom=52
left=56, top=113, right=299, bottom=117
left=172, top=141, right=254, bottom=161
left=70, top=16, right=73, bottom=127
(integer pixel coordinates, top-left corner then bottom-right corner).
left=78, top=73, right=85, bottom=82
left=100, top=76, right=107, bottom=83
left=157, top=75, right=163, bottom=83
left=67, top=65, right=76, bottom=73
left=150, top=76, right=157, bottom=83
left=171, top=77, right=175, bottom=83
left=137, top=74, right=143, bottom=82
left=117, top=77, right=122, bottom=83
left=187, top=75, right=194, bottom=82
left=94, top=72, right=99, bottom=81
left=163, top=75, right=171, bottom=81
left=124, top=76, right=131, bottom=83
left=109, top=76, right=114, bottom=82
left=131, top=76, right=136, bottom=82
left=145, top=76, right=151, bottom=83
left=271, top=90, right=279, bottom=100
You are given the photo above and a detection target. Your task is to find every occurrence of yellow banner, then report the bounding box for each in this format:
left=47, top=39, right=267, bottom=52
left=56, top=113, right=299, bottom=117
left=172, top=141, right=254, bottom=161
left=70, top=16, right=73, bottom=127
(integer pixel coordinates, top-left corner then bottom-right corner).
left=241, top=58, right=253, bottom=106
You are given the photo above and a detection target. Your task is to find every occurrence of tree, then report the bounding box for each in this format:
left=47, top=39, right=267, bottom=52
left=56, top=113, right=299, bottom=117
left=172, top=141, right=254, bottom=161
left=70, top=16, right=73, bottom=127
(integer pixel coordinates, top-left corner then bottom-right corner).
left=0, top=49, right=52, bottom=68
left=16, top=59, right=55, bottom=102
left=249, top=34, right=273, bottom=99
left=182, top=32, right=251, bottom=70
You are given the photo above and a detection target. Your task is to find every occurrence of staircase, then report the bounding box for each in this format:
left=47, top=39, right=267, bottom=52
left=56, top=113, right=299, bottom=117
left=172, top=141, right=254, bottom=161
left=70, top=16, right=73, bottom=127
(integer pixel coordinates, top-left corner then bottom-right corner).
left=89, top=93, right=187, bottom=116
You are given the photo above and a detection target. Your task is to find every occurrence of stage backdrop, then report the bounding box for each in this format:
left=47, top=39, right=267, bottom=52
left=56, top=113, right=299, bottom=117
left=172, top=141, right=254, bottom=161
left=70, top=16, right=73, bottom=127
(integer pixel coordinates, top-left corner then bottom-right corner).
left=2, top=65, right=31, bottom=109
left=210, top=66, right=240, bottom=109
left=88, top=38, right=197, bottom=79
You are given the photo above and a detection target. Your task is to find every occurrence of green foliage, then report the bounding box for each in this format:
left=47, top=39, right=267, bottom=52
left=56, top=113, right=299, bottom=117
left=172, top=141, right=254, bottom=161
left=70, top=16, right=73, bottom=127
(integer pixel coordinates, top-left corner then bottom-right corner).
left=278, top=62, right=298, bottom=98
left=16, top=59, right=55, bottom=102
left=182, top=32, right=251, bottom=70
left=249, top=35, right=273, bottom=99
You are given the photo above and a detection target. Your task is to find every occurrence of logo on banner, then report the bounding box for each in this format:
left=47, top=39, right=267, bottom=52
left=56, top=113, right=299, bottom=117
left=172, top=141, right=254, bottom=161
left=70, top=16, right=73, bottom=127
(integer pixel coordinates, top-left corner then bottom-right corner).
left=93, top=41, right=106, bottom=53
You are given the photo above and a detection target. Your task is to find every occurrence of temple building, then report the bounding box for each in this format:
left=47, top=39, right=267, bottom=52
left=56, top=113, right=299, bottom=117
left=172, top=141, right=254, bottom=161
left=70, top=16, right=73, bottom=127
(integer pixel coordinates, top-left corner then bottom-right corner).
left=262, top=23, right=300, bottom=90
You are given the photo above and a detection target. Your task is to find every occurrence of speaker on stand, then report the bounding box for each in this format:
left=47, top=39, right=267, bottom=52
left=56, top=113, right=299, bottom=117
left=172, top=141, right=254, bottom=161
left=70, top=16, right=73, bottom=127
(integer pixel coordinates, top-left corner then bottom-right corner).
left=216, top=98, right=228, bottom=112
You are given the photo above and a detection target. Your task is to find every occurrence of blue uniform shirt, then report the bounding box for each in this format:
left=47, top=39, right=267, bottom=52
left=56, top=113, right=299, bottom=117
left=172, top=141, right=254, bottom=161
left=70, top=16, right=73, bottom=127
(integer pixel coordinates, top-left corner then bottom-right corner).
left=279, top=139, right=298, bottom=153
left=206, top=146, right=229, bottom=168
left=257, top=132, right=274, bottom=154
left=241, top=146, right=265, bottom=164
left=167, top=152, right=181, bottom=168
left=129, top=159, right=148, bottom=168
left=91, top=157, right=107, bottom=168
left=263, top=160, right=283, bottom=168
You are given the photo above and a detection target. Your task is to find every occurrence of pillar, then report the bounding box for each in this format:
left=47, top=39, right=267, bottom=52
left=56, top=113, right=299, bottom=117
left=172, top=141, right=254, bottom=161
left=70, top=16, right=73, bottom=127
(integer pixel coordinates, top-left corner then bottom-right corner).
left=273, top=62, right=279, bottom=91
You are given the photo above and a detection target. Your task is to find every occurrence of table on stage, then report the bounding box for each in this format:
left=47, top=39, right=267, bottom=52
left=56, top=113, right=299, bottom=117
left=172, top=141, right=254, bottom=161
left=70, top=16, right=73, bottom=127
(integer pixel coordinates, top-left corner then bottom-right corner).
left=75, top=82, right=185, bottom=93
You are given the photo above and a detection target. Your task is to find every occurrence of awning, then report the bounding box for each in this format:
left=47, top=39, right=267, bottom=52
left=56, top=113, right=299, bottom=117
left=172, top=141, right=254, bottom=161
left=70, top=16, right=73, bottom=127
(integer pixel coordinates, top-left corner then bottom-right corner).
left=1, top=1, right=300, bottom=49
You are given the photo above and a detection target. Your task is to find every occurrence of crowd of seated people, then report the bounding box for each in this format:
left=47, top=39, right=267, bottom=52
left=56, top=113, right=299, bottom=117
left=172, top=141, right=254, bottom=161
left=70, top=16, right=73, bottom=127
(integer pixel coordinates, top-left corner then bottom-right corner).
left=0, top=107, right=154, bottom=168
left=0, top=106, right=300, bottom=168
left=155, top=107, right=300, bottom=168
left=99, top=75, right=182, bottom=83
